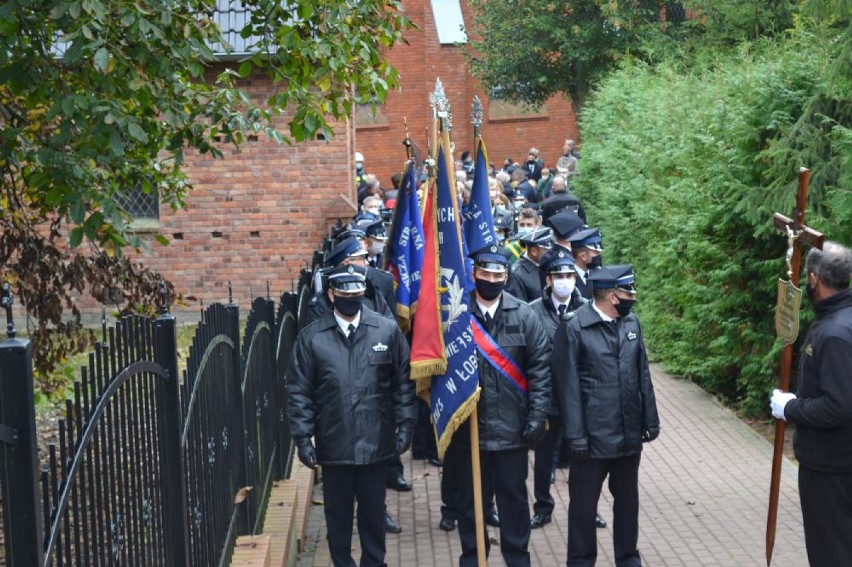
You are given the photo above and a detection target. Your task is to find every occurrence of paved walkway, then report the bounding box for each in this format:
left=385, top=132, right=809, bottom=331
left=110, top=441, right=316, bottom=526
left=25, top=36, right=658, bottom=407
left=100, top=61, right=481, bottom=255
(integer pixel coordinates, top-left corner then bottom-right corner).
left=296, top=364, right=808, bottom=566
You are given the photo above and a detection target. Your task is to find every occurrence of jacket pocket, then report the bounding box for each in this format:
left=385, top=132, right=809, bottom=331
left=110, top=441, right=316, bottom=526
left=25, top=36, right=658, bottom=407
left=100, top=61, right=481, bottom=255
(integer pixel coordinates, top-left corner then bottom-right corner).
left=368, top=352, right=392, bottom=365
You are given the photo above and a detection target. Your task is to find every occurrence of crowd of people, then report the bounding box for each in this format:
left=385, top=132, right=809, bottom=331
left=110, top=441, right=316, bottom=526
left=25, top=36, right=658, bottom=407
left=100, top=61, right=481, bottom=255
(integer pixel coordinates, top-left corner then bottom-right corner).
left=285, top=144, right=852, bottom=567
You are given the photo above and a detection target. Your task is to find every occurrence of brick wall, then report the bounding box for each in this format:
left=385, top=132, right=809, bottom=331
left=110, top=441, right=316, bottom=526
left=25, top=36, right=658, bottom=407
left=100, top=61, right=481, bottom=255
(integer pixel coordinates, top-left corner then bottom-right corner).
left=356, top=0, right=580, bottom=189
left=121, top=71, right=356, bottom=313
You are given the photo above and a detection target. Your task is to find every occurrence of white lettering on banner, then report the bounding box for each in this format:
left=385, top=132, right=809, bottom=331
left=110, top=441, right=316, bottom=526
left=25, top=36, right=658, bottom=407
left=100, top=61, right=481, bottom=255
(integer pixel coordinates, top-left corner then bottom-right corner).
left=453, top=353, right=477, bottom=382
left=432, top=397, right=444, bottom=424
left=446, top=378, right=457, bottom=394
left=437, top=207, right=457, bottom=224
left=396, top=255, right=409, bottom=287
left=399, top=226, right=410, bottom=247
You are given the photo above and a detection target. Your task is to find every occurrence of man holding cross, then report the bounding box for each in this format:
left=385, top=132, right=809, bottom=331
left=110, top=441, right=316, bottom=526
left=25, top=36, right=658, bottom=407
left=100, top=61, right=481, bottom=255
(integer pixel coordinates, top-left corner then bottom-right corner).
left=769, top=241, right=852, bottom=567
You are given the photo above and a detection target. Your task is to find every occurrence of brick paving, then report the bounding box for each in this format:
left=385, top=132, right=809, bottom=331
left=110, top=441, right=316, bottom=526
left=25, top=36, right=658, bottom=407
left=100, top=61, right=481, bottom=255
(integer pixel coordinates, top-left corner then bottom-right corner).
left=296, top=364, right=808, bottom=566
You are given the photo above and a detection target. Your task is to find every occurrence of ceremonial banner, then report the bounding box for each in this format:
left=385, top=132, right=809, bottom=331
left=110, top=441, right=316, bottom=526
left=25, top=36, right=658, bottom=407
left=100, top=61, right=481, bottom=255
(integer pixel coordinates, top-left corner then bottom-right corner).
left=429, top=141, right=480, bottom=458
left=385, top=163, right=425, bottom=332
left=462, top=138, right=497, bottom=254
left=410, top=177, right=446, bottom=387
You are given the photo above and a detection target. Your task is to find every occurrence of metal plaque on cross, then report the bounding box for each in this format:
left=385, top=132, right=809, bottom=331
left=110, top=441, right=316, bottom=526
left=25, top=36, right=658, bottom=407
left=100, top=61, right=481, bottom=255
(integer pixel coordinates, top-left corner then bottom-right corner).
left=774, top=278, right=802, bottom=344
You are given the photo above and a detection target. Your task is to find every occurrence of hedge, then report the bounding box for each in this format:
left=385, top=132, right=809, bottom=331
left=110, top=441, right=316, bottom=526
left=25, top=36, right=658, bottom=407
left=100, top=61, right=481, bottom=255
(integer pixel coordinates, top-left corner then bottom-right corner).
left=574, top=24, right=852, bottom=416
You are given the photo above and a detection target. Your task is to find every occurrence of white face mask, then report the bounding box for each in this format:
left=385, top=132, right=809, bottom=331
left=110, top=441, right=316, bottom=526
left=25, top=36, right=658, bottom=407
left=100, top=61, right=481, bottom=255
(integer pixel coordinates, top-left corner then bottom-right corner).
left=516, top=226, right=533, bottom=237
left=366, top=207, right=380, bottom=216
left=369, top=240, right=385, bottom=255
left=552, top=278, right=576, bottom=299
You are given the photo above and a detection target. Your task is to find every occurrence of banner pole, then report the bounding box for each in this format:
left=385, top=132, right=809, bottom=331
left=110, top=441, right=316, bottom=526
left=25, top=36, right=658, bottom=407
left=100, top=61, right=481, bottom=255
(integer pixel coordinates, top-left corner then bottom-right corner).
left=469, top=409, right=487, bottom=567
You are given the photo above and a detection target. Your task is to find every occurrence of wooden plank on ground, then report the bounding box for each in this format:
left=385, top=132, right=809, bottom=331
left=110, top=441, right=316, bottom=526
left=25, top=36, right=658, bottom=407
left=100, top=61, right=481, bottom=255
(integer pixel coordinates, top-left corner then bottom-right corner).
left=292, top=461, right=316, bottom=552
left=263, top=480, right=299, bottom=567
left=231, top=534, right=271, bottom=567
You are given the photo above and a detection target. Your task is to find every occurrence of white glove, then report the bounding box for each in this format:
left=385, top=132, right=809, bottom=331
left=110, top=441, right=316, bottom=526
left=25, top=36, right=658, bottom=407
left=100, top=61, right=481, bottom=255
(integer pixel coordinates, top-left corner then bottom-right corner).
left=770, top=389, right=796, bottom=420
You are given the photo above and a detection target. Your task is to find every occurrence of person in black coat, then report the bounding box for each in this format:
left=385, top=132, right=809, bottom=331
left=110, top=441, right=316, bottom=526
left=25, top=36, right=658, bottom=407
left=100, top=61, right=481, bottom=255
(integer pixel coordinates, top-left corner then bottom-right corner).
left=506, top=227, right=553, bottom=302
left=528, top=249, right=585, bottom=528
left=568, top=228, right=603, bottom=301
left=769, top=242, right=852, bottom=567
left=451, top=245, right=552, bottom=567
left=541, top=175, right=586, bottom=224
left=552, top=265, right=660, bottom=567
left=302, top=237, right=395, bottom=328
left=287, top=265, right=417, bottom=567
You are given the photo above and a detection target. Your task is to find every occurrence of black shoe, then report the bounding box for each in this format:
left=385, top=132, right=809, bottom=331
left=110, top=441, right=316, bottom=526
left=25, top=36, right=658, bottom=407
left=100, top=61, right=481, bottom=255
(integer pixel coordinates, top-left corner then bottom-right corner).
left=385, top=511, right=402, bottom=534
left=595, top=513, right=607, bottom=529
left=427, top=457, right=443, bottom=467
left=485, top=509, right=500, bottom=527
left=439, top=517, right=456, bottom=532
left=387, top=475, right=412, bottom=492
left=530, top=513, right=551, bottom=529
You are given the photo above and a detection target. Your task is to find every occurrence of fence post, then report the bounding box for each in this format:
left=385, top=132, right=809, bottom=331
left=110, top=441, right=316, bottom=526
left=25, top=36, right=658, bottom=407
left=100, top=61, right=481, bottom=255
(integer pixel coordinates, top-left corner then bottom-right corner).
left=155, top=301, right=189, bottom=567
left=0, top=285, right=44, bottom=567
left=226, top=284, right=250, bottom=535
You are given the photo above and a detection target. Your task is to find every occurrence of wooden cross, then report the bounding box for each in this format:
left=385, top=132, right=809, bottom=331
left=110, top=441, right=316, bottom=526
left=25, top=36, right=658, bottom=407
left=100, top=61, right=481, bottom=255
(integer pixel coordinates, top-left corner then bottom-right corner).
left=765, top=167, right=824, bottom=566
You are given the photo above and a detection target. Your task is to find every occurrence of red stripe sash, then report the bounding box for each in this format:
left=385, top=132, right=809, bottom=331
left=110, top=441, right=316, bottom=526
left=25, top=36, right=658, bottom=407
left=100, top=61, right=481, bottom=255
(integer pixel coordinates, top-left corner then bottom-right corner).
left=470, top=317, right=528, bottom=393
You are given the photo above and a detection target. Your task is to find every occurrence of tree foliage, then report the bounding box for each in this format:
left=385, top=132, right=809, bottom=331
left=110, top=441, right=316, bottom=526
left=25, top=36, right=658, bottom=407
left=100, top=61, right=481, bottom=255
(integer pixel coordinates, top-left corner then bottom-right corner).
left=575, top=21, right=851, bottom=416
left=467, top=0, right=796, bottom=110
left=0, top=0, right=411, bottom=393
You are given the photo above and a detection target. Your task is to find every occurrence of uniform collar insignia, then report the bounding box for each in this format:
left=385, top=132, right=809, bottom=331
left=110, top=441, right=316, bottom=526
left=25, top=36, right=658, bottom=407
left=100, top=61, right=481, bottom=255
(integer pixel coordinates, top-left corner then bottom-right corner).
left=372, top=342, right=388, bottom=352
left=626, top=331, right=637, bottom=340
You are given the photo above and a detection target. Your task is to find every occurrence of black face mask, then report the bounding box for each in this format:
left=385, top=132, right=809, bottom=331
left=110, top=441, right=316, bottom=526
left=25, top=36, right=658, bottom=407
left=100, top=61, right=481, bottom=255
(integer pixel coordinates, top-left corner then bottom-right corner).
left=333, top=295, right=363, bottom=317
left=615, top=298, right=636, bottom=318
left=475, top=278, right=505, bottom=301
left=588, top=255, right=603, bottom=269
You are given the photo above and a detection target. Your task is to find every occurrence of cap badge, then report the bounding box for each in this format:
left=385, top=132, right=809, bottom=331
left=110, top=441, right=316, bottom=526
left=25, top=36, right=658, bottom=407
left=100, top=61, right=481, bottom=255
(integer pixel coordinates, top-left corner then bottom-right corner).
left=558, top=251, right=565, bottom=258
left=347, top=265, right=355, bottom=274
left=490, top=245, right=497, bottom=253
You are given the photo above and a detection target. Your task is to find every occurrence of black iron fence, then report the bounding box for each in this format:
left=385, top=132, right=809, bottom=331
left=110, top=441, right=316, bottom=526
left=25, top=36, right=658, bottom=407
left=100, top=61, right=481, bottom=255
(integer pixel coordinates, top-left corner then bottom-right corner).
left=0, top=285, right=299, bottom=567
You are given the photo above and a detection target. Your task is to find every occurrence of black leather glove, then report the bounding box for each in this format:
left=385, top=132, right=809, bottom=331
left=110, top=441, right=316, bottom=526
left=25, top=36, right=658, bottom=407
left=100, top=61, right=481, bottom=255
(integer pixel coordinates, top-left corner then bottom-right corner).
left=569, top=439, right=589, bottom=462
left=641, top=427, right=660, bottom=443
left=522, top=420, right=546, bottom=446
left=295, top=437, right=317, bottom=470
left=395, top=425, right=414, bottom=454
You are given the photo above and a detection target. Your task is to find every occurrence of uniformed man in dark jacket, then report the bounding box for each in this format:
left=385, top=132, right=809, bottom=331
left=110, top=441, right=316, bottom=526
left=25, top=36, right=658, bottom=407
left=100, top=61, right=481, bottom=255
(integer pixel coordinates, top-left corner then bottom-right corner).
left=506, top=227, right=553, bottom=302
left=287, top=265, right=417, bottom=567
left=769, top=242, right=852, bottom=567
left=568, top=228, right=603, bottom=301
left=553, top=265, right=660, bottom=567
left=452, top=245, right=552, bottom=567
left=528, top=248, right=586, bottom=529
left=302, top=237, right=394, bottom=328
left=545, top=209, right=586, bottom=252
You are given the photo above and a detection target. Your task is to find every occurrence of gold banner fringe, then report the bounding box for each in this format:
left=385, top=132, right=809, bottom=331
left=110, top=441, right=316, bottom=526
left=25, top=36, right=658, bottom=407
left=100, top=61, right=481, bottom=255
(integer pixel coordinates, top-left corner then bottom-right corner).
left=411, top=359, right=446, bottom=381
left=435, top=386, right=481, bottom=461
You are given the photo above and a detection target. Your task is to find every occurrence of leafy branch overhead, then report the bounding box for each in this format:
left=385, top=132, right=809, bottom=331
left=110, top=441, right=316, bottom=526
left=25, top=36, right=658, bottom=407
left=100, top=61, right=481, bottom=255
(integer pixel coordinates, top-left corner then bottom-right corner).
left=0, top=0, right=412, bottom=390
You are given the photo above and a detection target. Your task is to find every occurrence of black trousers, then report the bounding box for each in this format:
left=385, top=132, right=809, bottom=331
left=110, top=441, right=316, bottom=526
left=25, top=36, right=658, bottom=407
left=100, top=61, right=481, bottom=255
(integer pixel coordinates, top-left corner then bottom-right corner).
left=441, top=440, right=495, bottom=522
left=799, top=466, right=852, bottom=567
left=457, top=448, right=531, bottom=567
left=412, top=398, right=438, bottom=459
left=533, top=419, right=561, bottom=516
left=386, top=454, right=404, bottom=482
left=322, top=463, right=389, bottom=567
left=568, top=455, right=641, bottom=567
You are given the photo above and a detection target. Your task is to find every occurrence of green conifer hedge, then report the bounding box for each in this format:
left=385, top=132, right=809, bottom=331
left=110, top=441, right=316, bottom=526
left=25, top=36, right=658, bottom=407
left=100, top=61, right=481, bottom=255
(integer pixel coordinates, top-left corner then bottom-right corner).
left=575, top=25, right=852, bottom=416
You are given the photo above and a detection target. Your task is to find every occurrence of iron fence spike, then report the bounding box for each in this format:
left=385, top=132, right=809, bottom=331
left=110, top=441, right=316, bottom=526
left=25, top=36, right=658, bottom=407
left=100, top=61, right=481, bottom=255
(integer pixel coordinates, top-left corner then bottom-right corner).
left=2, top=282, right=16, bottom=339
